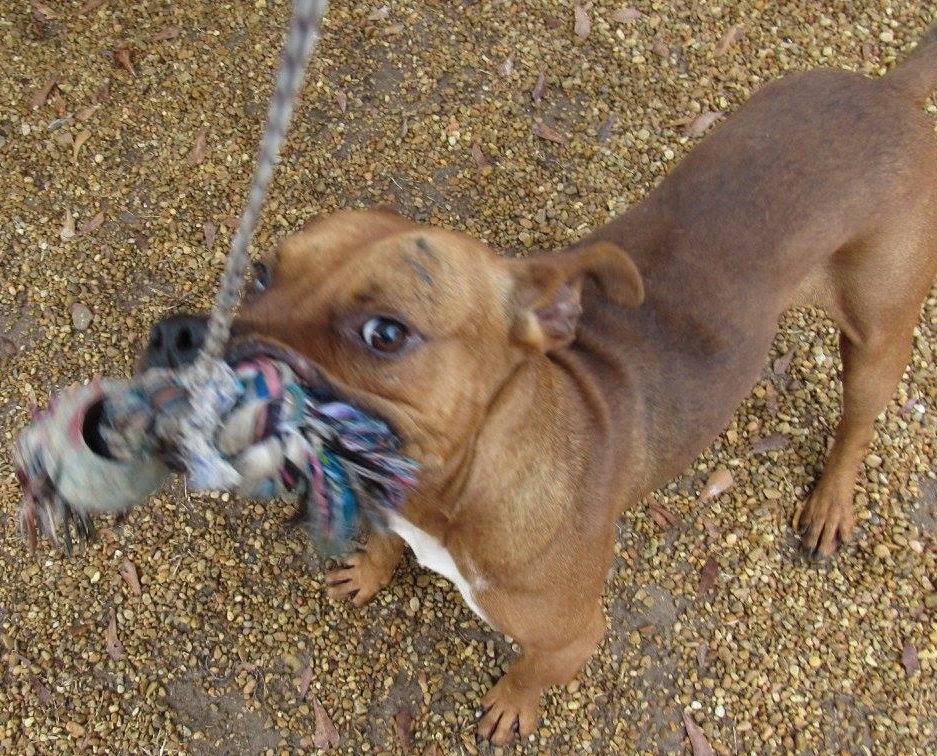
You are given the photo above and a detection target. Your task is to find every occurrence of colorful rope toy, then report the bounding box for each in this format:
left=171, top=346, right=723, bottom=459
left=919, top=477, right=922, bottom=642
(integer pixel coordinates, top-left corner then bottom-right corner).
left=14, top=342, right=418, bottom=556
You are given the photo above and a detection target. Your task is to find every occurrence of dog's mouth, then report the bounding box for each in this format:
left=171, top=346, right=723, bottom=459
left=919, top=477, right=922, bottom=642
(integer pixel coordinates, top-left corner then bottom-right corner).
left=224, top=336, right=339, bottom=398
left=221, top=334, right=405, bottom=444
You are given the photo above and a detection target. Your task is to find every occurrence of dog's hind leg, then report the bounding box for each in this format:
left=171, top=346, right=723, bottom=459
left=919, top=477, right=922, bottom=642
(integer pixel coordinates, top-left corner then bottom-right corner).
left=794, top=327, right=915, bottom=556
left=794, top=221, right=937, bottom=557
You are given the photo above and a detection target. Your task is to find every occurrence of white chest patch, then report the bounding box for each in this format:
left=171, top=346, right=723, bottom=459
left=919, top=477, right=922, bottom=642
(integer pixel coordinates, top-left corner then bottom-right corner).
left=385, top=510, right=488, bottom=623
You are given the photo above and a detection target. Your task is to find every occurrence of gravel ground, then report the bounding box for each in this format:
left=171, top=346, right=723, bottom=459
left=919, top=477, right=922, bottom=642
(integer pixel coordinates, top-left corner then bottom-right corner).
left=2, top=1, right=936, bottom=754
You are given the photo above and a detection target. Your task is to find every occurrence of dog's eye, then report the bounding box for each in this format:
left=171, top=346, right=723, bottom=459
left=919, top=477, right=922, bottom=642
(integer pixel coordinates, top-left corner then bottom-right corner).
left=253, top=261, right=271, bottom=293
left=361, top=317, right=409, bottom=353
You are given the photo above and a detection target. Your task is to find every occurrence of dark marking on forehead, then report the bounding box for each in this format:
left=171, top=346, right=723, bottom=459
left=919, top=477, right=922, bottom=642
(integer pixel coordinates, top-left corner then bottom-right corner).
left=414, top=237, right=439, bottom=262
left=354, top=283, right=381, bottom=305
left=402, top=253, right=433, bottom=285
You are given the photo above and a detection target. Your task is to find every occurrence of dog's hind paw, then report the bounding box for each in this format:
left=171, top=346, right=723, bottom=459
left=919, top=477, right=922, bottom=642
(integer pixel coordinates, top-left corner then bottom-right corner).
left=793, top=483, right=856, bottom=558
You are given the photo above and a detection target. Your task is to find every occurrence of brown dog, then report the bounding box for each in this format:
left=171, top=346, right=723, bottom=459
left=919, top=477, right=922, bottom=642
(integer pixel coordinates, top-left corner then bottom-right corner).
left=145, top=26, right=937, bottom=744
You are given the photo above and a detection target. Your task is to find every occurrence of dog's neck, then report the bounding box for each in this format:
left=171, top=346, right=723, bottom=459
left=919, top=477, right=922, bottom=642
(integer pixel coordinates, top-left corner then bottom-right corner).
left=408, top=342, right=648, bottom=550
left=572, top=200, right=776, bottom=494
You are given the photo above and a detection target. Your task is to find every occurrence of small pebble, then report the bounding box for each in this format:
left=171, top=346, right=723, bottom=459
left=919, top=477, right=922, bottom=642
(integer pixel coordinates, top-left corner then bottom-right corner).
left=70, top=303, right=93, bottom=331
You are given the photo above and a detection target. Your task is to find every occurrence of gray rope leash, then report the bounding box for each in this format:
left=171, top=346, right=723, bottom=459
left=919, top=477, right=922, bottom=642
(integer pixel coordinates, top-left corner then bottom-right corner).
left=193, top=0, right=327, bottom=381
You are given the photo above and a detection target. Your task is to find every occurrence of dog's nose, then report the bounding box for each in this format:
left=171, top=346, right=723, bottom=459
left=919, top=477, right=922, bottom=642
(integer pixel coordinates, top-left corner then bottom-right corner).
left=143, top=313, right=208, bottom=369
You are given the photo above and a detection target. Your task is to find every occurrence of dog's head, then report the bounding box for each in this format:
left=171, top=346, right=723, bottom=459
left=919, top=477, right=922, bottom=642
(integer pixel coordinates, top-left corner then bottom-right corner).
left=144, top=208, right=643, bottom=478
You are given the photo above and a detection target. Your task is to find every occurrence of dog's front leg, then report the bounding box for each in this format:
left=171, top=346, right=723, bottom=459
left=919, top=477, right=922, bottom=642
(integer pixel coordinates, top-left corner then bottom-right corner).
left=325, top=529, right=405, bottom=607
left=478, top=601, right=606, bottom=745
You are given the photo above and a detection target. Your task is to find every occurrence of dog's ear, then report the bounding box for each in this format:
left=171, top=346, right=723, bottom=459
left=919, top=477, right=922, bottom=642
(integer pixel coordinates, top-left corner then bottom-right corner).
left=508, top=242, right=644, bottom=351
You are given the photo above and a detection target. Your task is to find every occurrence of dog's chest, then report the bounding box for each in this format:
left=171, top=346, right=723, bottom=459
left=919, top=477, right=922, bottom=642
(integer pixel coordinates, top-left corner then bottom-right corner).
left=385, top=511, right=488, bottom=622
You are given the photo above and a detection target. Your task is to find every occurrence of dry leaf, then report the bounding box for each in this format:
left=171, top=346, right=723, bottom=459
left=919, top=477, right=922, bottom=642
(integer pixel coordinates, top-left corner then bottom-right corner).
left=697, top=557, right=718, bottom=598
left=384, top=23, right=404, bottom=35
left=532, top=121, right=568, bottom=145
left=105, top=610, right=124, bottom=661
left=72, top=129, right=91, bottom=164
left=60, top=209, right=76, bottom=241
left=394, top=708, right=414, bottom=752
left=30, top=71, right=60, bottom=110
left=700, top=515, right=721, bottom=539
left=79, top=211, right=105, bottom=235
left=114, top=43, right=135, bottom=76
left=699, top=468, right=733, bottom=502
left=297, top=665, right=313, bottom=700
left=29, top=674, right=52, bottom=704
left=31, top=2, right=56, bottom=20
left=334, top=90, right=348, bottom=113
left=53, top=92, right=66, bottom=117
left=611, top=7, right=643, bottom=22
left=188, top=129, right=208, bottom=165
left=683, top=711, right=715, bottom=756
left=649, top=501, right=682, bottom=529
left=574, top=5, right=592, bottom=39
left=684, top=111, right=723, bottom=138
left=80, top=0, right=108, bottom=12
left=0, top=337, right=17, bottom=357
left=772, top=348, right=795, bottom=375
left=749, top=433, right=790, bottom=454
left=532, top=71, right=547, bottom=103
left=497, top=54, right=514, bottom=77
left=715, top=23, right=744, bottom=56
left=544, top=15, right=563, bottom=30
left=203, top=220, right=217, bottom=248
left=649, top=505, right=670, bottom=530
left=119, top=558, right=141, bottom=596
left=422, top=746, right=441, bottom=756
left=902, top=642, right=920, bottom=677
left=696, top=642, right=709, bottom=669
left=367, top=5, right=389, bottom=21
left=312, top=697, right=340, bottom=749
left=471, top=142, right=491, bottom=173
left=151, top=25, right=181, bottom=42
left=221, top=215, right=241, bottom=229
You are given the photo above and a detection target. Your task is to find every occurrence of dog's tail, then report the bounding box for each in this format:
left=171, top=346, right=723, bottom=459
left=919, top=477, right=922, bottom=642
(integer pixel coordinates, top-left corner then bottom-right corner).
left=884, top=21, right=937, bottom=104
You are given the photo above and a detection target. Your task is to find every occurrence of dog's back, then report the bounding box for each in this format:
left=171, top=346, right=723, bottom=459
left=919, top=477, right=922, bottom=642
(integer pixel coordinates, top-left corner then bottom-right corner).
left=574, top=23, right=937, bottom=499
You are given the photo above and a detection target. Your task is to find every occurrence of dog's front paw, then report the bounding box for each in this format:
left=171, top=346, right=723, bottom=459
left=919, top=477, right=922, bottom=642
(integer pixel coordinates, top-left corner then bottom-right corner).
left=325, top=551, right=392, bottom=607
left=793, top=482, right=856, bottom=558
left=478, top=676, right=539, bottom=745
